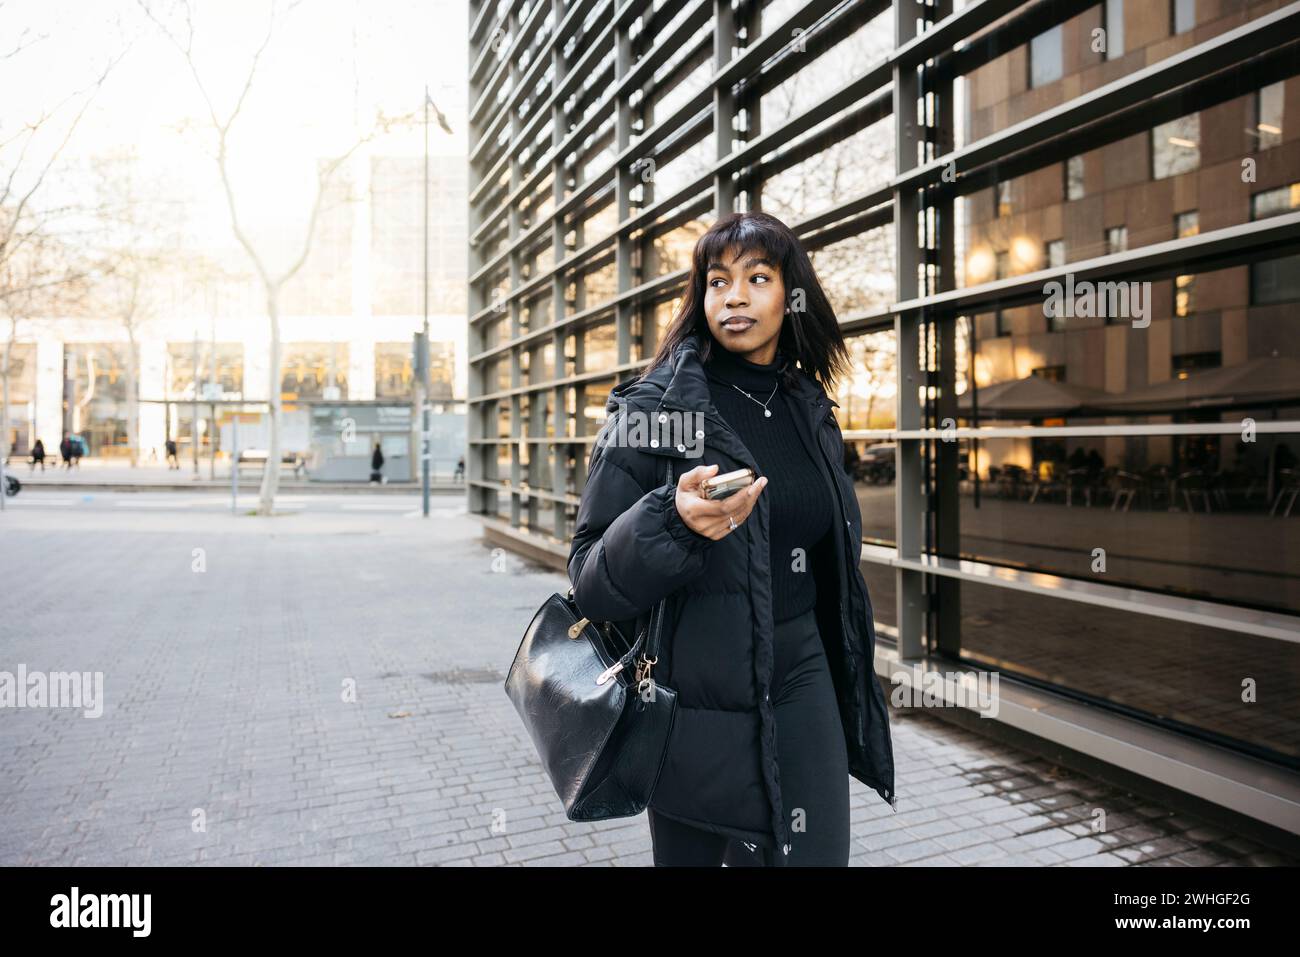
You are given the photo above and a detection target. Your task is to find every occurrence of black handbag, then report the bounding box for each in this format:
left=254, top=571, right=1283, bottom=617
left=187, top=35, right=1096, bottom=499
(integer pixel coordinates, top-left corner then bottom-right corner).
left=504, top=459, right=679, bottom=821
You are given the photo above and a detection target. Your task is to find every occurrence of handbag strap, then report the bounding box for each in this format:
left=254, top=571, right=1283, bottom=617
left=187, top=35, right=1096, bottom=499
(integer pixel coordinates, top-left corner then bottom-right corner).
left=566, top=456, right=676, bottom=685
left=641, top=456, right=674, bottom=669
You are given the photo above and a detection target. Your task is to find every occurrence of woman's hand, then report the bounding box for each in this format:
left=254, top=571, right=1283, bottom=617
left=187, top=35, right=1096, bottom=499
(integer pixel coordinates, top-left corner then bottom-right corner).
left=675, top=463, right=768, bottom=540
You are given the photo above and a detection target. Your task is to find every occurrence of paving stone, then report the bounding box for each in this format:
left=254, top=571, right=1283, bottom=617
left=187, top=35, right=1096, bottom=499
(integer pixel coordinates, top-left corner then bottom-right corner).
left=3, top=499, right=1293, bottom=868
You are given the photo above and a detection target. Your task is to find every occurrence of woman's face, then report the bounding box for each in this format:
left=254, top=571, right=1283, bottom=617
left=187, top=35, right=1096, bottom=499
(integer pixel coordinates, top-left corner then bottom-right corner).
left=702, top=244, right=785, bottom=364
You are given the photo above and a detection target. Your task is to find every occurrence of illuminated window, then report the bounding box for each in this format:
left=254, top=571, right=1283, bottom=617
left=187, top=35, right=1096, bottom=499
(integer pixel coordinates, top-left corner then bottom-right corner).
left=1172, top=0, right=1195, bottom=35
left=281, top=343, right=349, bottom=400
left=167, top=343, right=244, bottom=397
left=1152, top=114, right=1200, bottom=179
left=1105, top=226, right=1127, bottom=254
left=1173, top=351, right=1219, bottom=380
left=1253, top=82, right=1284, bottom=150
left=1174, top=211, right=1198, bottom=317
left=995, top=179, right=1012, bottom=218
left=1250, top=183, right=1300, bottom=219
left=427, top=340, right=456, bottom=398
left=374, top=342, right=414, bottom=399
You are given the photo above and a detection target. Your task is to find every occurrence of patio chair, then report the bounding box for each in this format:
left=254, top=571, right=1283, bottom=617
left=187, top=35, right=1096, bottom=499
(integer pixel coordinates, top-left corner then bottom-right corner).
left=1111, top=470, right=1143, bottom=512
left=1270, top=468, right=1300, bottom=518
left=1064, top=467, right=1093, bottom=507
left=1174, top=469, right=1214, bottom=513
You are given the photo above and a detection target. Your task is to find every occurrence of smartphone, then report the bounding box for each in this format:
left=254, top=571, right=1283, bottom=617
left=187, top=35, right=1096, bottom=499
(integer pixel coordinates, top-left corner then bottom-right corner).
left=702, top=467, right=755, bottom=500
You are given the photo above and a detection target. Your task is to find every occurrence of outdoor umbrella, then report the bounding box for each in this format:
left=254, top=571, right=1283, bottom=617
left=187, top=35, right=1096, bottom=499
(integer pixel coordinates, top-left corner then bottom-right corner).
left=958, top=376, right=1107, bottom=417
left=1089, top=355, right=1300, bottom=414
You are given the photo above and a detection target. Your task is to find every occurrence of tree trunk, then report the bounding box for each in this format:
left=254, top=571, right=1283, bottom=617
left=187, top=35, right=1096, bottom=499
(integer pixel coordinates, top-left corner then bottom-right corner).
left=257, top=287, right=282, bottom=515
left=1, top=333, right=11, bottom=487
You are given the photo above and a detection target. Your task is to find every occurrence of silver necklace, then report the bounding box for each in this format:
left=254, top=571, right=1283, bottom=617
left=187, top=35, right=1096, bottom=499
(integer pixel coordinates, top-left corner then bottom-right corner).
left=730, top=379, right=780, bottom=418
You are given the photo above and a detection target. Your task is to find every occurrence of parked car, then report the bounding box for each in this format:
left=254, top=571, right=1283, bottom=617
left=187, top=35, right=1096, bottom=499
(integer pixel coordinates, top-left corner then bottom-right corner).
left=860, top=442, right=896, bottom=485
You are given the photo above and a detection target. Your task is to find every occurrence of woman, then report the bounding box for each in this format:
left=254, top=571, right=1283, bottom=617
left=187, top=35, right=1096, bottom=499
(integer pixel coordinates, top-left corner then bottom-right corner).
left=370, top=440, right=385, bottom=484
left=566, top=211, right=895, bottom=867
left=30, top=438, right=45, bottom=472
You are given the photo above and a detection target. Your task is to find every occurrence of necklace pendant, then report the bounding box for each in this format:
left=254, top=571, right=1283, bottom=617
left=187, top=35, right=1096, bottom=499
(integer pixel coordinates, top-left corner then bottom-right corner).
left=764, top=409, right=772, bottom=417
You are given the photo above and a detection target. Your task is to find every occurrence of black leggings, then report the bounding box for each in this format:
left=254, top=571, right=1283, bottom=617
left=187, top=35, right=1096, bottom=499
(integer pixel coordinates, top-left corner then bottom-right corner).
left=647, top=606, right=850, bottom=866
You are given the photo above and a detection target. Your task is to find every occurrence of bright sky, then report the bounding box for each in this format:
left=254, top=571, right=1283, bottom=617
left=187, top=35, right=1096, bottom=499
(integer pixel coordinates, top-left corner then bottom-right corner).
left=5, top=0, right=469, bottom=266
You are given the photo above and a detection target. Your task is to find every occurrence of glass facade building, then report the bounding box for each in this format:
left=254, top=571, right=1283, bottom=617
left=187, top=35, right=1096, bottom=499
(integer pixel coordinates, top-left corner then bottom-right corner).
left=467, top=0, right=1300, bottom=816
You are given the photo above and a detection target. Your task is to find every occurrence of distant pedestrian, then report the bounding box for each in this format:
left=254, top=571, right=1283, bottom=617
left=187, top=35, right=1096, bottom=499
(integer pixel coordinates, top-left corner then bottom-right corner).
left=454, top=455, right=464, bottom=481
left=165, top=437, right=179, bottom=470
left=30, top=438, right=45, bottom=472
left=59, top=434, right=73, bottom=469
left=370, top=441, right=385, bottom=484
left=1085, top=448, right=1104, bottom=479
left=70, top=434, right=85, bottom=469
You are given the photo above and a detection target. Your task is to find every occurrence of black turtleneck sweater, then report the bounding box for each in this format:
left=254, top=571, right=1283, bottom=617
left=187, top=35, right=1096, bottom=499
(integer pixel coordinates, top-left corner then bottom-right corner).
left=703, top=344, right=836, bottom=623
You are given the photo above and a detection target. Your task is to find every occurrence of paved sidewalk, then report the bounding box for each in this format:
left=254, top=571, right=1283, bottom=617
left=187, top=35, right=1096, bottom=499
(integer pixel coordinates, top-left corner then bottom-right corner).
left=0, top=501, right=1293, bottom=866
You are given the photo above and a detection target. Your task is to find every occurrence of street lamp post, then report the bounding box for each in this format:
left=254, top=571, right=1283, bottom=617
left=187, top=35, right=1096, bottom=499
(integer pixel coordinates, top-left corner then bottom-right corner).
left=192, top=333, right=200, bottom=478
left=421, top=84, right=431, bottom=517
left=420, top=85, right=453, bottom=517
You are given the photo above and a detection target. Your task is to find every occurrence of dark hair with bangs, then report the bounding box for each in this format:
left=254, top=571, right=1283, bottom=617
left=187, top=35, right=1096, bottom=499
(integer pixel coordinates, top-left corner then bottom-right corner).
left=644, top=211, right=851, bottom=395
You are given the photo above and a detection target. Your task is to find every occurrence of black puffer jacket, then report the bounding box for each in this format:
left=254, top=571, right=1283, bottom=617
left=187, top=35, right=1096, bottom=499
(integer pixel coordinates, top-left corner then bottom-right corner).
left=566, top=332, right=896, bottom=861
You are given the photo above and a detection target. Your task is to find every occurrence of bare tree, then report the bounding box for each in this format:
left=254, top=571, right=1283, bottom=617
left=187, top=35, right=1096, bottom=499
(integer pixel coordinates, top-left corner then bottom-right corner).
left=0, top=231, right=89, bottom=492
left=139, top=0, right=409, bottom=514
left=83, top=149, right=186, bottom=467
left=0, top=7, right=126, bottom=499
left=753, top=24, right=897, bottom=420
left=0, top=18, right=123, bottom=281
left=1, top=2, right=46, bottom=62
left=758, top=29, right=896, bottom=319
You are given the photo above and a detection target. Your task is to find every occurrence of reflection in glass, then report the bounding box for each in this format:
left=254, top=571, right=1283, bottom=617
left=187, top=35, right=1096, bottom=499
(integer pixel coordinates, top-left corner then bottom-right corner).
left=1174, top=211, right=1198, bottom=317
left=374, top=342, right=412, bottom=399
left=1028, top=24, right=1063, bottom=88
left=956, top=580, right=1298, bottom=765
left=1253, top=82, right=1284, bottom=149
left=581, top=323, right=617, bottom=374
left=167, top=342, right=244, bottom=397
left=1065, top=154, right=1085, bottom=200
left=1151, top=114, right=1200, bottom=179
left=281, top=343, right=349, bottom=400
left=838, top=330, right=898, bottom=547
left=1104, top=0, right=1125, bottom=59
left=1249, top=184, right=1300, bottom=305
left=67, top=343, right=129, bottom=455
